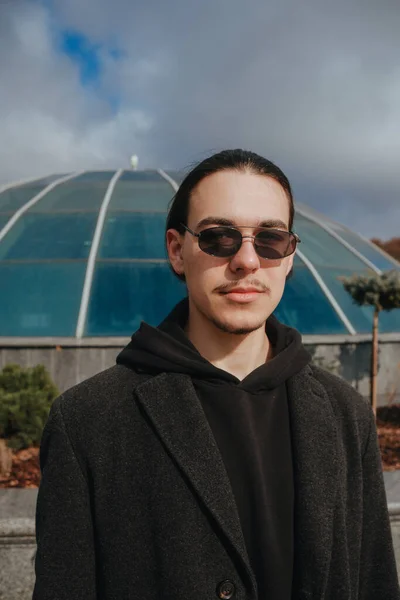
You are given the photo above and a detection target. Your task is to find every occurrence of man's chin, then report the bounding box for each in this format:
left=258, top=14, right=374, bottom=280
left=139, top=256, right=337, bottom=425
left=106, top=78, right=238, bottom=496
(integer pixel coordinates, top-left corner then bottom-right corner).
left=209, top=312, right=267, bottom=336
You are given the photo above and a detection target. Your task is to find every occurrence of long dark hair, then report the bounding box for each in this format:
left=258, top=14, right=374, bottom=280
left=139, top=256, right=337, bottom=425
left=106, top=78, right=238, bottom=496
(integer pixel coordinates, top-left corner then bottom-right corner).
left=166, top=149, right=295, bottom=281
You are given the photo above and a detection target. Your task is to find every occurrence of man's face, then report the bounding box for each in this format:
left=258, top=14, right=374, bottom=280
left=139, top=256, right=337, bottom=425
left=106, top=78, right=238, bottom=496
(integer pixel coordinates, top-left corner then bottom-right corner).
left=167, top=169, right=295, bottom=335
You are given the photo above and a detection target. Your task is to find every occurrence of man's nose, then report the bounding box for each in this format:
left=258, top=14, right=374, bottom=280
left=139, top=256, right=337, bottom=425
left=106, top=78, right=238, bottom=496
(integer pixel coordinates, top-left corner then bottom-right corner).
left=229, top=237, right=260, bottom=273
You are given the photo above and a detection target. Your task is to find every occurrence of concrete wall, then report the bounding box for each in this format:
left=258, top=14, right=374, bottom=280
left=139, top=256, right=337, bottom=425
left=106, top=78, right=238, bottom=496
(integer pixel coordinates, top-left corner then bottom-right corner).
left=0, top=345, right=120, bottom=394
left=0, top=335, right=400, bottom=406
left=307, top=339, right=400, bottom=405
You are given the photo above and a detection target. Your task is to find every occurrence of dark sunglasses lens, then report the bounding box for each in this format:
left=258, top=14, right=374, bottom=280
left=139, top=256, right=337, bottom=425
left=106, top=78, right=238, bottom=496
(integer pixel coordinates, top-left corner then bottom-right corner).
left=255, top=230, right=295, bottom=259
left=199, top=227, right=242, bottom=257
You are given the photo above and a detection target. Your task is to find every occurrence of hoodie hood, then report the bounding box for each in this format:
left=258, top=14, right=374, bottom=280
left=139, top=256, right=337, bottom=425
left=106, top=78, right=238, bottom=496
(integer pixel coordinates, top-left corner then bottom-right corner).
left=117, top=297, right=311, bottom=391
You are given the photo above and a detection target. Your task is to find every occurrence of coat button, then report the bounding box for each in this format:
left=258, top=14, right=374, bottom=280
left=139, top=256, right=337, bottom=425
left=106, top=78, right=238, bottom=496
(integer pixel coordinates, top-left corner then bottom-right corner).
left=216, top=580, right=236, bottom=599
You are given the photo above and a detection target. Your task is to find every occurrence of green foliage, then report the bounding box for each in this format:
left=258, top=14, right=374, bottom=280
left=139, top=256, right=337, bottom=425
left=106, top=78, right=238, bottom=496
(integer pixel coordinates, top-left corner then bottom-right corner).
left=0, top=363, right=59, bottom=450
left=340, top=270, right=400, bottom=311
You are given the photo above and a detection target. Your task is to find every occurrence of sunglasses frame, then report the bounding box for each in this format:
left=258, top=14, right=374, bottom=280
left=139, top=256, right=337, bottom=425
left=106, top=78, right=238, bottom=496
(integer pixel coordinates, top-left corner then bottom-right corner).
left=180, top=223, right=301, bottom=259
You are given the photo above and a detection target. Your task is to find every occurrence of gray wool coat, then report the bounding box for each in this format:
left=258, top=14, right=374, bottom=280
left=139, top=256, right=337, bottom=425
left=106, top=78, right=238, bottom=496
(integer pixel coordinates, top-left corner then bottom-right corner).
left=33, top=362, right=399, bottom=600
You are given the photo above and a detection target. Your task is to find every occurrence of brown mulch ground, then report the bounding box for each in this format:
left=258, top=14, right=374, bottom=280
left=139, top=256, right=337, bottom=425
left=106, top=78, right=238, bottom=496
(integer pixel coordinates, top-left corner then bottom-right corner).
left=377, top=404, right=400, bottom=471
left=0, top=447, right=40, bottom=488
left=1, top=405, right=400, bottom=486
left=378, top=424, right=400, bottom=471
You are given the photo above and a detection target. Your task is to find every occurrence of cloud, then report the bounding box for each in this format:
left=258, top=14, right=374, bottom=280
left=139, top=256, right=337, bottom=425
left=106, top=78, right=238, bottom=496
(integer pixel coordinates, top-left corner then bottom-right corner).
left=0, top=0, right=399, bottom=238
left=0, top=1, right=153, bottom=179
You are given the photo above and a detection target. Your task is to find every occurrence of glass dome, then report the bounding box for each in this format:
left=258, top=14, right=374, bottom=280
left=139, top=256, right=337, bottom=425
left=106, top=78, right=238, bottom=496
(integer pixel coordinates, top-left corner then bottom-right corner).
left=1, top=169, right=399, bottom=338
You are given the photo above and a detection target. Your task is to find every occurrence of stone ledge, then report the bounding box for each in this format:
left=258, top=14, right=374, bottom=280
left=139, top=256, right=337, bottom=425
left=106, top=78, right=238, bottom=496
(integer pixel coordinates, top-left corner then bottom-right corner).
left=0, top=519, right=35, bottom=548
left=0, top=518, right=35, bottom=537
left=389, top=503, right=400, bottom=520
left=0, top=518, right=36, bottom=600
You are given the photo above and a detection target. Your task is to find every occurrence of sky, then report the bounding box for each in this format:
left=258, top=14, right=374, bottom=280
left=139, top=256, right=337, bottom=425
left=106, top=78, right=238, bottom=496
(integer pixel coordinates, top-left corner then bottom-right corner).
left=0, top=0, right=399, bottom=239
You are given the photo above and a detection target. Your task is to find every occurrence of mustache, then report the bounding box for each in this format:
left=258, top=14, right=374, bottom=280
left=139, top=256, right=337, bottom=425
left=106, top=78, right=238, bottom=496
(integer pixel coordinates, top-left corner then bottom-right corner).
left=216, top=281, right=270, bottom=294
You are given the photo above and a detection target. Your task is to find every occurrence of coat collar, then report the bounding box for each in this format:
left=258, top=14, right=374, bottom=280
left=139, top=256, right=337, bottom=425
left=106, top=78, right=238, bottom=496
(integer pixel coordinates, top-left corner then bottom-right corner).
left=135, top=365, right=339, bottom=599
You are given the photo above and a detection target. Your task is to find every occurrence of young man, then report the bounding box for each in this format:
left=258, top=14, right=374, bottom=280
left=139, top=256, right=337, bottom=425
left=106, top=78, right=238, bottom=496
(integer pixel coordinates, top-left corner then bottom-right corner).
left=33, top=149, right=399, bottom=600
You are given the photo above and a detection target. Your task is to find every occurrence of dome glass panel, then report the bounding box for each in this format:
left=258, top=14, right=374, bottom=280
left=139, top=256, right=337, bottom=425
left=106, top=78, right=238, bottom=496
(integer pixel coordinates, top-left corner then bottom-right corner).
left=316, top=268, right=376, bottom=333
left=0, top=215, right=10, bottom=230
left=294, top=215, right=371, bottom=269
left=119, top=171, right=165, bottom=182
left=72, top=171, right=117, bottom=182
left=0, top=183, right=48, bottom=212
left=34, top=175, right=68, bottom=184
left=31, top=179, right=111, bottom=212
left=296, top=204, right=398, bottom=271
left=0, top=262, right=86, bottom=336
left=99, top=213, right=167, bottom=259
left=0, top=213, right=96, bottom=260
left=86, top=261, right=186, bottom=336
left=273, top=259, right=348, bottom=334
left=324, top=221, right=399, bottom=271
left=110, top=180, right=174, bottom=211
left=380, top=308, right=400, bottom=333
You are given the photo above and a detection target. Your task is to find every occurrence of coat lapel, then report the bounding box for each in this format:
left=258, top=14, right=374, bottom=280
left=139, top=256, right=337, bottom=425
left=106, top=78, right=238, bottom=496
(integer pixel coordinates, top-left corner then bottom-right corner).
left=135, top=372, right=257, bottom=597
left=287, top=366, right=339, bottom=599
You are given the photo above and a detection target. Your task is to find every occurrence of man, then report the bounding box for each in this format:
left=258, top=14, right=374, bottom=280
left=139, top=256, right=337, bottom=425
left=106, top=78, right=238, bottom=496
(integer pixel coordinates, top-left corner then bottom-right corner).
left=33, top=149, right=399, bottom=599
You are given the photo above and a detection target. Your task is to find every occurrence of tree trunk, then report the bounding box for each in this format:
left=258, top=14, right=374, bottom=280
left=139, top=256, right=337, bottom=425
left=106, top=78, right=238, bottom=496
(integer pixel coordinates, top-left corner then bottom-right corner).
left=370, top=308, right=379, bottom=416
left=0, top=439, right=13, bottom=476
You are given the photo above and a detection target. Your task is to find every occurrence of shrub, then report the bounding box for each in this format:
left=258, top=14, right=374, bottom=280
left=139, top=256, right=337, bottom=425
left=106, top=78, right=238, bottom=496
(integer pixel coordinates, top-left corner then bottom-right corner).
left=0, top=363, right=59, bottom=451
left=341, top=270, right=400, bottom=415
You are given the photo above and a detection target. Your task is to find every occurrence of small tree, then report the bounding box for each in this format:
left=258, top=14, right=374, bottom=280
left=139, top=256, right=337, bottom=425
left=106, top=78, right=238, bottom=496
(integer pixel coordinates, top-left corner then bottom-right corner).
left=0, top=364, right=59, bottom=475
left=341, top=270, right=400, bottom=416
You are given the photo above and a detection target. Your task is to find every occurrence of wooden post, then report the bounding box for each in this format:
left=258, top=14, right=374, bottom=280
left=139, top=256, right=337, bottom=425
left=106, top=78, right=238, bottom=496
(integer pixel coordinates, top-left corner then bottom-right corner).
left=370, top=307, right=379, bottom=416
left=0, top=439, right=12, bottom=476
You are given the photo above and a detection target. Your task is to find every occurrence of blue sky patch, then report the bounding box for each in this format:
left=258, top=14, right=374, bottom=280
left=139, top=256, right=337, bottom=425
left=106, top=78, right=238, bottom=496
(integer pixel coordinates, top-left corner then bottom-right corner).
left=58, top=29, right=124, bottom=112
left=61, top=30, right=102, bottom=85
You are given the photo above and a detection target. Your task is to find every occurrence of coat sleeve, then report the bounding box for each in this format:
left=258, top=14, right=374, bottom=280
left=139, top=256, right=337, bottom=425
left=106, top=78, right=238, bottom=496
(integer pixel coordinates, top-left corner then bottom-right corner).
left=359, top=407, right=400, bottom=600
left=32, top=397, right=97, bottom=600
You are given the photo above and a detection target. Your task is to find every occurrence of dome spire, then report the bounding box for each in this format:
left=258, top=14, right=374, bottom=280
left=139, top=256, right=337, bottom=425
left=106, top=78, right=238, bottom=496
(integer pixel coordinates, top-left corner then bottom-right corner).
left=130, top=155, right=139, bottom=171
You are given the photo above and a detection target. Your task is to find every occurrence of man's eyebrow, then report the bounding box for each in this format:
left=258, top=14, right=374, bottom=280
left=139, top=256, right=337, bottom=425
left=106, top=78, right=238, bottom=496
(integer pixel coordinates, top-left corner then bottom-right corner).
left=195, top=217, right=289, bottom=230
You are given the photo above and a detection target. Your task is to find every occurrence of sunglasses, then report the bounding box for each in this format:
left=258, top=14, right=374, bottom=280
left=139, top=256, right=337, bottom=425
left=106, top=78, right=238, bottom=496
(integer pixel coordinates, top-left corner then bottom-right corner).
left=181, top=223, right=300, bottom=259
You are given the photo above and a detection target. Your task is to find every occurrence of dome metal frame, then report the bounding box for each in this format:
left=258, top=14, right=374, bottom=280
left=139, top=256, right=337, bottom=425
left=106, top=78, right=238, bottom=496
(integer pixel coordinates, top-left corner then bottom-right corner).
left=1, top=168, right=399, bottom=341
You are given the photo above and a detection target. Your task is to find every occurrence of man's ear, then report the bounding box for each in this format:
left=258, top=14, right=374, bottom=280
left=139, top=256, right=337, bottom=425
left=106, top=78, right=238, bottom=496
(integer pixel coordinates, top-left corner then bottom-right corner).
left=285, top=254, right=295, bottom=280
left=166, top=229, right=185, bottom=276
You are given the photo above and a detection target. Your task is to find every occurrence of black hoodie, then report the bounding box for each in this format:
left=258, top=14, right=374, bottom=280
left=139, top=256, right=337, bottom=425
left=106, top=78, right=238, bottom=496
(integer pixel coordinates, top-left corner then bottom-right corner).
left=117, top=298, right=311, bottom=600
